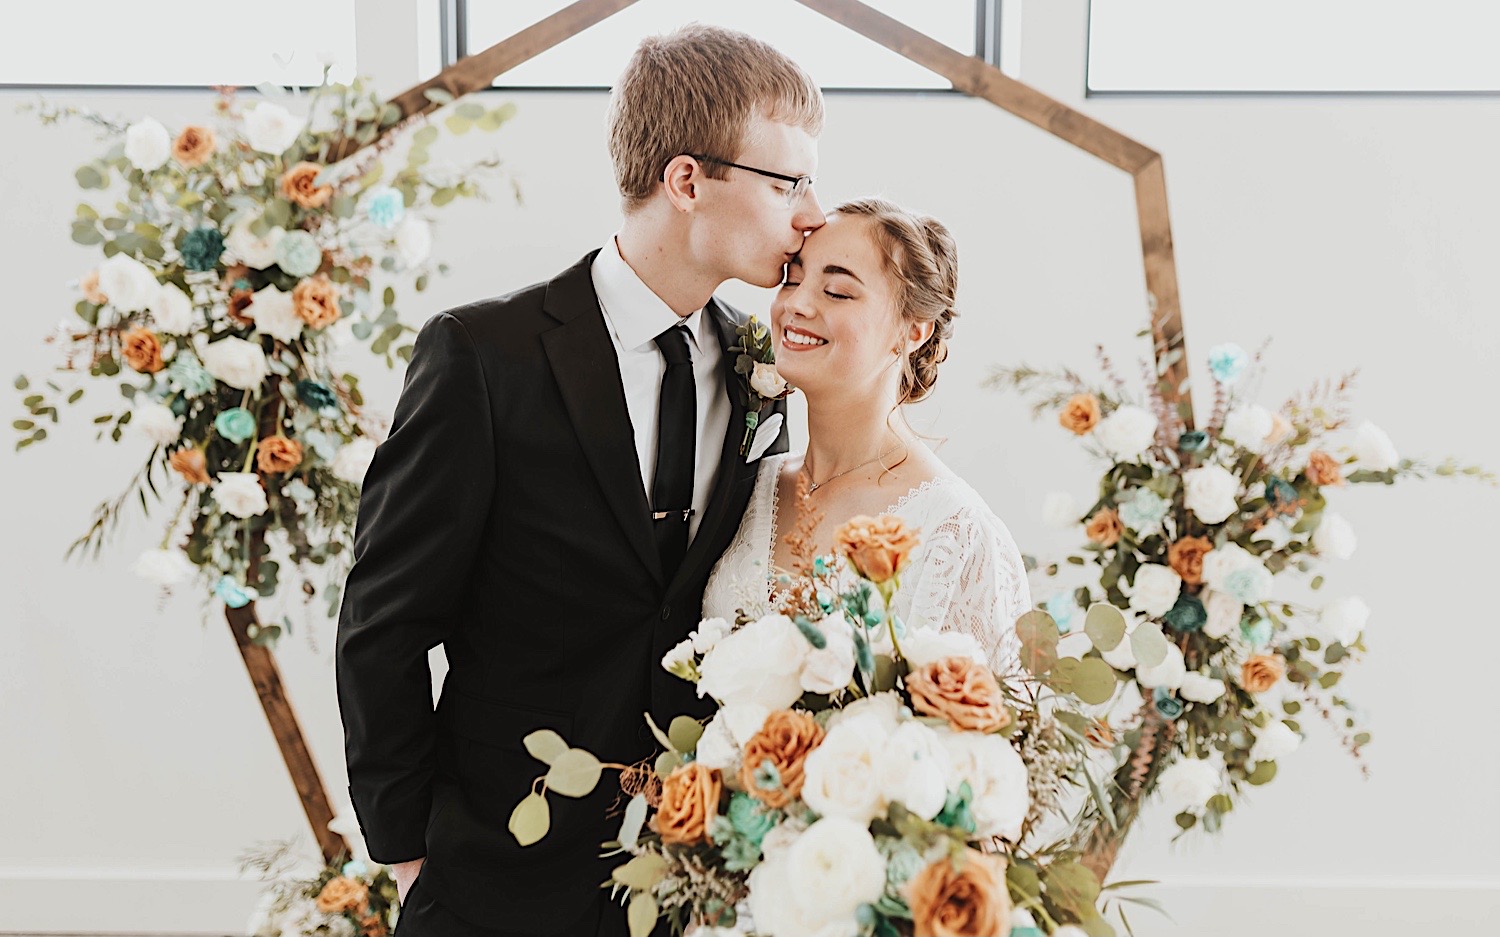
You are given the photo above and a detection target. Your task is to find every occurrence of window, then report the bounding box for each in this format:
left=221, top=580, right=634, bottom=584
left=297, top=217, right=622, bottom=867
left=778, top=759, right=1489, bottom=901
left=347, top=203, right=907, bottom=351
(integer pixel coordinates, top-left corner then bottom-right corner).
left=448, top=0, right=1018, bottom=91
left=0, top=0, right=357, bottom=88
left=1088, top=0, right=1500, bottom=95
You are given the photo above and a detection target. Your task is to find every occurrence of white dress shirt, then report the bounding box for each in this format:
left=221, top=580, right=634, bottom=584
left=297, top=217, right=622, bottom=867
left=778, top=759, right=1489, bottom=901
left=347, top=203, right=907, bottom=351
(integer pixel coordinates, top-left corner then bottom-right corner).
left=591, top=235, right=731, bottom=545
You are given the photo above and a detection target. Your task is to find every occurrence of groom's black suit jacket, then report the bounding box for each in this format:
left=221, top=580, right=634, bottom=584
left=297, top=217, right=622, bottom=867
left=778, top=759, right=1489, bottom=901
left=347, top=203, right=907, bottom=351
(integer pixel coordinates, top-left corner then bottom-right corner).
left=336, top=251, right=787, bottom=932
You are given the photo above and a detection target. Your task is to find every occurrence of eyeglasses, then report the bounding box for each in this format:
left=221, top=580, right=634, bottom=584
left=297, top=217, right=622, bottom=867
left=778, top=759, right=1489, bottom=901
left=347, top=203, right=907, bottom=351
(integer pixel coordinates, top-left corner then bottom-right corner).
left=688, top=154, right=815, bottom=208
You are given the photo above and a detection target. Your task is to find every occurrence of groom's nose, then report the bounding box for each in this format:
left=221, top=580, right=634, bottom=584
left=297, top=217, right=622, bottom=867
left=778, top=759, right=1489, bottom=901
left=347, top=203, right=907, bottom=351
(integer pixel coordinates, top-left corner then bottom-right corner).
left=793, top=189, right=826, bottom=233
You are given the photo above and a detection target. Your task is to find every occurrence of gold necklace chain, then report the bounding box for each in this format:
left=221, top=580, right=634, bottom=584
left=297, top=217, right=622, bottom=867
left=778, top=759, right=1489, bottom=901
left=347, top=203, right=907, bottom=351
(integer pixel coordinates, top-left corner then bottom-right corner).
left=802, top=442, right=904, bottom=494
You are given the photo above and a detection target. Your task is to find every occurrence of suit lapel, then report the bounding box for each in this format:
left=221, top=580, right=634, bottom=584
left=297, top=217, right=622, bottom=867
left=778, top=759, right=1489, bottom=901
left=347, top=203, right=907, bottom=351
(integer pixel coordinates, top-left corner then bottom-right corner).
left=663, top=299, right=763, bottom=602
left=540, top=252, right=663, bottom=585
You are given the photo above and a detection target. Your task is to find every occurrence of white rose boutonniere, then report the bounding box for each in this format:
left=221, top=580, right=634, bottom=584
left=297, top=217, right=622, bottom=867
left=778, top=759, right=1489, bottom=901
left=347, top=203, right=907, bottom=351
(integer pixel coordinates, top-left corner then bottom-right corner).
left=729, top=316, right=793, bottom=457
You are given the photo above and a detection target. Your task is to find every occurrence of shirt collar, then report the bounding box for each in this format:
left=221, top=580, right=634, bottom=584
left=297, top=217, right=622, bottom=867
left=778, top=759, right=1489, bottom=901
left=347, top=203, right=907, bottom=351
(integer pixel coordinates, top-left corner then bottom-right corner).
left=592, top=234, right=714, bottom=354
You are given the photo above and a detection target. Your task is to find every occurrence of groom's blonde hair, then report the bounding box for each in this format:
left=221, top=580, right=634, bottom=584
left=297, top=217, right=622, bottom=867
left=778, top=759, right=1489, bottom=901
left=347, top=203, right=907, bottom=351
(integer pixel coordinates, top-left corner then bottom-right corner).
left=607, top=23, right=824, bottom=212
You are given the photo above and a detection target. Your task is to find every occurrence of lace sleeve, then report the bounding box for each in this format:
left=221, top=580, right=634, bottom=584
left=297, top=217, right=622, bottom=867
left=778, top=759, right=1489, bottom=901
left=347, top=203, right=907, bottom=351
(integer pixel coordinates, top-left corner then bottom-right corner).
left=894, top=498, right=1035, bottom=676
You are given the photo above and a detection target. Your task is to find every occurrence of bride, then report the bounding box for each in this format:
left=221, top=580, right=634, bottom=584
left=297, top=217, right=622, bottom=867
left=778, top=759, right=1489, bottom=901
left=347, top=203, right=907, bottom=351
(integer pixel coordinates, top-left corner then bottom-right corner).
left=703, top=197, right=1032, bottom=673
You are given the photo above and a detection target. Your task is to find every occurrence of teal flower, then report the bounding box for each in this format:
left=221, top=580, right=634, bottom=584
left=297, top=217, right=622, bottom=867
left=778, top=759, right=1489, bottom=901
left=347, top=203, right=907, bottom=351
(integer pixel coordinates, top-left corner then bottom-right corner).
left=214, top=406, right=257, bottom=443
left=1208, top=343, right=1248, bottom=385
left=168, top=351, right=216, bottom=398
left=365, top=186, right=406, bottom=229
left=1163, top=592, right=1207, bottom=633
left=295, top=378, right=338, bottom=411
left=1265, top=476, right=1299, bottom=509
left=341, top=859, right=368, bottom=878
left=1045, top=592, right=1078, bottom=633
left=1119, top=487, right=1170, bottom=537
left=180, top=226, right=225, bottom=272
left=1179, top=429, right=1209, bottom=453
left=215, top=575, right=255, bottom=608
left=1223, top=564, right=1273, bottom=605
left=1241, top=615, right=1273, bottom=648
left=1153, top=687, right=1184, bottom=719
left=726, top=792, right=774, bottom=847
left=275, top=230, right=322, bottom=277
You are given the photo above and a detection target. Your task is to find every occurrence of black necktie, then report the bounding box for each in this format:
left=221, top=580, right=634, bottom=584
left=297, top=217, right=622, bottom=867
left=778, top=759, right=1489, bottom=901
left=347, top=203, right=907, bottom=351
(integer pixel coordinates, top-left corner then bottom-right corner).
left=651, top=324, right=696, bottom=581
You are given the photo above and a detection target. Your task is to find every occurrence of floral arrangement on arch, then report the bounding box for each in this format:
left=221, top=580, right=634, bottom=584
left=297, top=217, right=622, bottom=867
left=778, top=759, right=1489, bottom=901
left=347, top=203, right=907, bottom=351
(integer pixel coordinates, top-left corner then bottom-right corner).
left=506, top=494, right=1160, bottom=937
left=987, top=338, right=1494, bottom=866
left=13, top=72, right=516, bottom=642
left=240, top=838, right=396, bottom=937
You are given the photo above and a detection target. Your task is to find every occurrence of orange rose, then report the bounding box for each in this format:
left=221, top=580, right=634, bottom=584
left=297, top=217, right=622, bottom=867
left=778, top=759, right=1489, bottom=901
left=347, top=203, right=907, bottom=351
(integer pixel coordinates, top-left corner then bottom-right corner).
left=314, top=875, right=370, bottom=915
left=293, top=274, right=341, bottom=329
left=656, top=762, right=721, bottom=846
left=81, top=269, right=108, bottom=304
left=1168, top=536, right=1213, bottom=586
left=738, top=709, right=825, bottom=808
left=1241, top=654, right=1286, bottom=693
left=256, top=435, right=303, bottom=474
left=121, top=327, right=165, bottom=373
left=1058, top=393, right=1101, bottom=435
left=1084, top=507, right=1123, bottom=547
left=1306, top=450, right=1345, bottom=488
left=358, top=912, right=387, bottom=937
left=906, top=657, right=1011, bottom=733
left=834, top=514, right=920, bottom=583
left=907, top=848, right=1011, bottom=937
left=172, top=125, right=215, bottom=168
left=280, top=161, right=333, bottom=209
left=169, top=447, right=211, bottom=485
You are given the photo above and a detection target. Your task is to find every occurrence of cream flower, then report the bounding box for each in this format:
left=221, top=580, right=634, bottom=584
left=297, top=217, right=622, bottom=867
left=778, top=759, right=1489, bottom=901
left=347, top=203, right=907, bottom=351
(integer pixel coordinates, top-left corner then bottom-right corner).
left=213, top=472, right=268, bottom=518
left=201, top=336, right=269, bottom=390
left=243, top=101, right=303, bottom=155
left=1183, top=464, right=1240, bottom=524
left=1095, top=404, right=1158, bottom=459
left=124, top=117, right=171, bottom=171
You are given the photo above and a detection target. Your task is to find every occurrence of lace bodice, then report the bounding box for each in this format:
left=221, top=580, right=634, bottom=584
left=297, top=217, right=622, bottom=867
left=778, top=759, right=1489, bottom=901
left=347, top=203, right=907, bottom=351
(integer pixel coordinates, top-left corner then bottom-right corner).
left=703, top=453, right=1033, bottom=674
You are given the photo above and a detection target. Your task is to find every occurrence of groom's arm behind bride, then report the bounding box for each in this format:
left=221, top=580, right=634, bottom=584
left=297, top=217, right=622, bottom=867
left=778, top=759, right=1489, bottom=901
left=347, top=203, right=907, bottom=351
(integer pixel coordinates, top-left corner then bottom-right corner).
left=334, top=310, right=492, bottom=898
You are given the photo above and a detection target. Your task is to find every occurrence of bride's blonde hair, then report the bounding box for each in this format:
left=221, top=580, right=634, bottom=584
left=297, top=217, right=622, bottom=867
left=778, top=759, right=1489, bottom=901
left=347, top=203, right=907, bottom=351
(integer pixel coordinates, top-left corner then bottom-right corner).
left=828, top=197, right=959, bottom=405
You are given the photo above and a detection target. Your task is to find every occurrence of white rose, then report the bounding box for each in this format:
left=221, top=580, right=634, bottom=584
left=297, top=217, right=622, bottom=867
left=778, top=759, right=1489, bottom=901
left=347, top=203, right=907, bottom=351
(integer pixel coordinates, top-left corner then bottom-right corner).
left=149, top=283, right=194, bottom=334
left=1100, top=635, right=1137, bottom=671
left=200, top=336, right=269, bottom=390
left=1136, top=642, right=1186, bottom=690
left=749, top=361, right=787, bottom=398
left=133, top=402, right=182, bottom=444
left=1156, top=757, right=1219, bottom=811
left=249, top=284, right=304, bottom=342
left=900, top=626, right=987, bottom=669
left=331, top=437, right=378, bottom=484
left=747, top=828, right=858, bottom=937
left=1353, top=420, right=1399, bottom=472
left=1095, top=404, right=1158, bottom=459
left=660, top=638, right=695, bottom=677
left=213, top=471, right=268, bottom=518
left=800, top=611, right=857, bottom=695
left=1313, top=512, right=1357, bottom=560
left=1201, top=543, right=1256, bottom=591
left=1183, top=464, right=1240, bottom=525
left=1202, top=589, right=1245, bottom=640
left=1179, top=671, right=1226, bottom=704
left=1127, top=564, right=1182, bottom=619
left=1042, top=491, right=1080, bottom=529
left=782, top=817, right=886, bottom=929
left=131, top=548, right=196, bottom=586
left=877, top=721, right=951, bottom=821
left=225, top=218, right=287, bottom=269
left=694, top=700, right=771, bottom=775
left=826, top=690, right=903, bottom=736
left=689, top=617, right=732, bottom=654
left=939, top=729, right=1030, bottom=841
left=243, top=102, right=303, bottom=156
left=696, top=614, right=808, bottom=710
left=97, top=253, right=160, bottom=312
left=395, top=215, right=432, bottom=267
left=801, top=717, right=891, bottom=823
left=124, top=117, right=171, bottom=171
left=1222, top=405, right=1274, bottom=452
left=1318, top=596, right=1370, bottom=646
left=1249, top=720, right=1302, bottom=764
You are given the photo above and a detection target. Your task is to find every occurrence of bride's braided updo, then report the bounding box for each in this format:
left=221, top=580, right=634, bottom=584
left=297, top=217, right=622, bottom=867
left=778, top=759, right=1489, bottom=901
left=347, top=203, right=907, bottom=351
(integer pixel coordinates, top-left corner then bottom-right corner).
left=830, top=197, right=958, bottom=404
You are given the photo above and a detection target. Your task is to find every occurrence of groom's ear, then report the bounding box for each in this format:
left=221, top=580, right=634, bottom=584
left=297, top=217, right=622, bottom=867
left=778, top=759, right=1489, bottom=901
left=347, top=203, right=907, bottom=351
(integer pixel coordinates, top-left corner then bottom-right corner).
left=661, top=155, right=702, bottom=213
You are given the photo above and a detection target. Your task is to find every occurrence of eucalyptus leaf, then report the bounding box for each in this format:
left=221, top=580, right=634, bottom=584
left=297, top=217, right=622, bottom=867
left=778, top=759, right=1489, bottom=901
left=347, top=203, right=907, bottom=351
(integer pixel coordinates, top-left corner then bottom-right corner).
left=422, top=87, right=455, bottom=106
left=627, top=892, right=658, bottom=937
left=1247, top=760, right=1277, bottom=785
left=618, top=794, right=647, bottom=851
left=522, top=728, right=569, bottom=766
left=545, top=748, right=602, bottom=797
left=1129, top=621, right=1170, bottom=670
left=612, top=852, right=669, bottom=891
left=1071, top=656, right=1120, bottom=704
left=1084, top=603, right=1127, bottom=651
left=508, top=792, right=549, bottom=846
left=668, top=715, right=704, bottom=754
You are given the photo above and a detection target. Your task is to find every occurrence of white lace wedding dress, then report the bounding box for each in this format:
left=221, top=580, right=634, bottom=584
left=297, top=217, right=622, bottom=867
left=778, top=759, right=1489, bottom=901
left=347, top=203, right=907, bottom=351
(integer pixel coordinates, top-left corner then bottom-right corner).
left=703, top=452, right=1034, bottom=673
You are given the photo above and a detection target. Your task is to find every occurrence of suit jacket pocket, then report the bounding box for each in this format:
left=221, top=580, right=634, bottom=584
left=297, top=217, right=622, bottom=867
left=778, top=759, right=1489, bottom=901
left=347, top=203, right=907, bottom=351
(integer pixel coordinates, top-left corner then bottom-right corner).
left=437, top=689, right=575, bottom=823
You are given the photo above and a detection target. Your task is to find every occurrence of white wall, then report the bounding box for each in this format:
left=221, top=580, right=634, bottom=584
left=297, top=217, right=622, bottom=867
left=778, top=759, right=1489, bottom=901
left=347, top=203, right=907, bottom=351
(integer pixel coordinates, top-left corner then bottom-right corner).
left=2, top=1, right=1497, bottom=933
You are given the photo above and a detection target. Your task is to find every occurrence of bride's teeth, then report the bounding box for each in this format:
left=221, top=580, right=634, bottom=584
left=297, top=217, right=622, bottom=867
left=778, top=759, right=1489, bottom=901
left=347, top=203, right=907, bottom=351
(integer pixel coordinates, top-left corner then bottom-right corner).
left=787, top=331, right=826, bottom=346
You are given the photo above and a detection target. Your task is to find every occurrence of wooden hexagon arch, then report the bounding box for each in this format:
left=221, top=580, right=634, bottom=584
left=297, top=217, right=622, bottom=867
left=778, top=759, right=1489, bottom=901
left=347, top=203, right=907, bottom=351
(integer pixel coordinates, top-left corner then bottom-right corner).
left=265, top=0, right=1194, bottom=871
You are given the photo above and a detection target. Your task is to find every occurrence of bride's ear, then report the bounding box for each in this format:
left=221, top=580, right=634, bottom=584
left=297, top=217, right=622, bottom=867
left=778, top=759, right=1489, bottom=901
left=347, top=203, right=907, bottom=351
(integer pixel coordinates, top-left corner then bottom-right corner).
left=905, top=318, right=935, bottom=354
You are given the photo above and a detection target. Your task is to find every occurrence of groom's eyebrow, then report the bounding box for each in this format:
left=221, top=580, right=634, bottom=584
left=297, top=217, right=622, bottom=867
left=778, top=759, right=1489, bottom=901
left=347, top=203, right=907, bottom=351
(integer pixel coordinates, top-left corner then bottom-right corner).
left=823, top=264, right=862, bottom=284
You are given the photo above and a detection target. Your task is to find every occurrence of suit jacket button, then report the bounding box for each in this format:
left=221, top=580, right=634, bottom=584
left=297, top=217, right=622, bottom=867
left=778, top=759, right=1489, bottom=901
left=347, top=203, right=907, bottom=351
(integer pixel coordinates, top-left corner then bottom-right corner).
left=660, top=606, right=671, bottom=621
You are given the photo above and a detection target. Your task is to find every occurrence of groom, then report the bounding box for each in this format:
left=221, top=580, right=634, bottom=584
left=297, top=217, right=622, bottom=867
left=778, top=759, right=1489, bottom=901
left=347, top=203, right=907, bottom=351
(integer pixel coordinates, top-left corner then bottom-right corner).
left=336, top=25, right=825, bottom=937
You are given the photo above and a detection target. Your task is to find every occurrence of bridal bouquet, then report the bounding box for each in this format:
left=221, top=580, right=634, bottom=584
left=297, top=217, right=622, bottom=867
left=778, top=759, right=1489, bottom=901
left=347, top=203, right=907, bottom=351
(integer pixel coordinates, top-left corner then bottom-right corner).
left=988, top=339, right=1494, bottom=869
left=13, top=71, right=515, bottom=640
left=510, top=503, right=1147, bottom=936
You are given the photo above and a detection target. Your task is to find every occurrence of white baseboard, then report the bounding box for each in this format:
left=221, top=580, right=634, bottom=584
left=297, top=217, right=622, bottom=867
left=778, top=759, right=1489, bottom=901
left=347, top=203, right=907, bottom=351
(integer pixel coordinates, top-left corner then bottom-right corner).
left=0, top=870, right=1495, bottom=936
